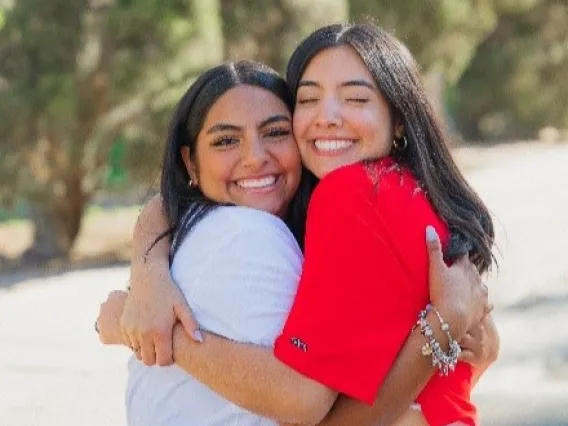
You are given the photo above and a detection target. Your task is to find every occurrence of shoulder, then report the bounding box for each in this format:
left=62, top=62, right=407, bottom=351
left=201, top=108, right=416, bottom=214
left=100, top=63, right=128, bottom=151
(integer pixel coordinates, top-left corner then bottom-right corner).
left=175, top=206, right=301, bottom=260
left=309, top=158, right=419, bottom=214
left=309, top=162, right=373, bottom=215
left=312, top=162, right=371, bottom=199
left=193, top=205, right=292, bottom=237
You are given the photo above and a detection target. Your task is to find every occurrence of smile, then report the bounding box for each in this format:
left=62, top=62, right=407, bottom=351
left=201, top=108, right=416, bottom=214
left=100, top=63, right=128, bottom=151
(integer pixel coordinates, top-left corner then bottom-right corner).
left=235, top=175, right=279, bottom=190
left=313, top=139, right=356, bottom=153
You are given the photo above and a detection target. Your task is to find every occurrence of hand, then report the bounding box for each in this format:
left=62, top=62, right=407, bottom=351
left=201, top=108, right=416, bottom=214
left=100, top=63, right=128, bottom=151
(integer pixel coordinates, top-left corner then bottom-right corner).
left=459, top=314, right=500, bottom=371
left=120, top=263, right=200, bottom=367
left=97, top=290, right=128, bottom=345
left=425, top=226, right=490, bottom=338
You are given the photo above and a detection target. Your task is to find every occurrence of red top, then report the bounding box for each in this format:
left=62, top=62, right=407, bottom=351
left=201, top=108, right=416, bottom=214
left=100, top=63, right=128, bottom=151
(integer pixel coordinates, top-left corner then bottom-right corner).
left=274, top=158, right=477, bottom=426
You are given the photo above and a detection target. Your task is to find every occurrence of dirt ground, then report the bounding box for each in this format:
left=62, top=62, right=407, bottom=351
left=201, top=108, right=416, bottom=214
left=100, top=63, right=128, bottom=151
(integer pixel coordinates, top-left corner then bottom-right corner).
left=1, top=140, right=567, bottom=425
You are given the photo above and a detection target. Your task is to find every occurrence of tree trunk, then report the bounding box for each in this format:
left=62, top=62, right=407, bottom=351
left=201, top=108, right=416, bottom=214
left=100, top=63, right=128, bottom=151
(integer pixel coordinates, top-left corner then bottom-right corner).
left=23, top=176, right=87, bottom=263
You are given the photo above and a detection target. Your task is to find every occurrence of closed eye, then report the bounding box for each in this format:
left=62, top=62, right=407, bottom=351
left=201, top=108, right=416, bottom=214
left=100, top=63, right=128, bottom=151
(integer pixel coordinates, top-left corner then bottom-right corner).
left=297, top=98, right=318, bottom=105
left=346, top=98, right=369, bottom=103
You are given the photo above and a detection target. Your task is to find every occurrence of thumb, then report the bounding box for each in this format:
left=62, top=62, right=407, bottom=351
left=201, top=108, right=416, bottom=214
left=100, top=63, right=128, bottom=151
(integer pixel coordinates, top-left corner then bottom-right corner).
left=173, top=301, right=202, bottom=343
left=426, top=225, right=445, bottom=275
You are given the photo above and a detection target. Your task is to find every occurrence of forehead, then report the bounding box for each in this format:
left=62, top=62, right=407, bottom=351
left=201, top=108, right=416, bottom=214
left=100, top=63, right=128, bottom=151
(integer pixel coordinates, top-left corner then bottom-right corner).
left=203, top=85, right=290, bottom=127
left=300, top=46, right=375, bottom=86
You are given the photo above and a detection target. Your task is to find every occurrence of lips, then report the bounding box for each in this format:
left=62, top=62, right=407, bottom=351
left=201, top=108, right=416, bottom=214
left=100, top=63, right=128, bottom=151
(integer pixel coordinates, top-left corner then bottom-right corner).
left=235, top=175, right=278, bottom=189
left=313, top=139, right=356, bottom=153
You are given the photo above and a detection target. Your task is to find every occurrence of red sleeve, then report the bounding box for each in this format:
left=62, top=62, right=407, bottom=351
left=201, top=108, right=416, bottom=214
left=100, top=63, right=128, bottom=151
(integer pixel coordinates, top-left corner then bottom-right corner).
left=274, top=164, right=427, bottom=404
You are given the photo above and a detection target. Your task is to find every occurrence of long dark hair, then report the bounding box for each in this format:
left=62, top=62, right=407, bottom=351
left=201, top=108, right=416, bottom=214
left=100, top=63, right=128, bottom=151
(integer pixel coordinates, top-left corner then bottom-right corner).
left=157, top=60, right=310, bottom=259
left=286, top=24, right=495, bottom=273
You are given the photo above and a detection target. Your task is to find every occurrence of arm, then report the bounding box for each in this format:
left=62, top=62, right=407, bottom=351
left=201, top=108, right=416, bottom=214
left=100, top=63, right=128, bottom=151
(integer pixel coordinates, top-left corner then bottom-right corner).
left=171, top=230, right=481, bottom=426
left=172, top=327, right=337, bottom=425
left=121, top=194, right=200, bottom=366
left=98, top=227, right=485, bottom=426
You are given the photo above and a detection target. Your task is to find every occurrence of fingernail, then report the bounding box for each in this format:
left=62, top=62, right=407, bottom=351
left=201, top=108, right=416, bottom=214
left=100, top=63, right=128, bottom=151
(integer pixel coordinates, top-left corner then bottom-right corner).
left=193, top=330, right=203, bottom=343
left=426, top=226, right=438, bottom=242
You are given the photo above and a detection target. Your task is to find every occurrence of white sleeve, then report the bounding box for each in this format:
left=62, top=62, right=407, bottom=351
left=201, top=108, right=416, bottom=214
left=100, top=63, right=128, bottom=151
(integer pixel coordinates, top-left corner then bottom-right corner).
left=171, top=208, right=303, bottom=346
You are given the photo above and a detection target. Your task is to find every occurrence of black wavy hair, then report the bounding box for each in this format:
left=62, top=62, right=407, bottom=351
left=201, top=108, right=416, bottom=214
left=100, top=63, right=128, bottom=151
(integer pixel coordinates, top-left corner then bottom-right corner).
left=156, top=60, right=312, bottom=259
left=286, top=24, right=495, bottom=273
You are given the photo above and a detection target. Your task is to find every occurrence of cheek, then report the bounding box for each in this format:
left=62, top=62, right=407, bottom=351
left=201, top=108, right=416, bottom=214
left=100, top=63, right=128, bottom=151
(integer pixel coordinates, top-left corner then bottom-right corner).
left=292, top=109, right=312, bottom=142
left=276, top=140, right=303, bottom=179
left=351, top=111, right=392, bottom=151
left=197, top=153, right=235, bottom=194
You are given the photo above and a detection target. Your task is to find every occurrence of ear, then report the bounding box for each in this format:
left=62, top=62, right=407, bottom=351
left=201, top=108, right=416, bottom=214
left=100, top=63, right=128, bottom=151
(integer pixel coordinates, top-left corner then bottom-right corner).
left=393, top=120, right=405, bottom=139
left=180, top=146, right=198, bottom=186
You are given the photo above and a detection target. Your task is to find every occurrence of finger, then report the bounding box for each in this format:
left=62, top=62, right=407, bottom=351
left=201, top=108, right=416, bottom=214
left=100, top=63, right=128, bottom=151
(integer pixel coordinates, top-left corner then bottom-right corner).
left=480, top=305, right=494, bottom=323
left=426, top=225, right=445, bottom=273
left=458, top=349, right=475, bottom=363
left=121, top=326, right=136, bottom=350
left=154, top=332, right=174, bottom=366
left=134, top=347, right=143, bottom=361
left=174, top=302, right=202, bottom=342
left=140, top=336, right=157, bottom=366
left=459, top=333, right=475, bottom=350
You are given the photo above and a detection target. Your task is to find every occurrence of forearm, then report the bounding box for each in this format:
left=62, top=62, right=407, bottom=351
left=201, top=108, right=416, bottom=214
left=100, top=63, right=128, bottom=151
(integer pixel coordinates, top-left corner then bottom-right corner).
left=131, top=194, right=171, bottom=285
left=172, top=325, right=336, bottom=425
left=318, top=309, right=468, bottom=426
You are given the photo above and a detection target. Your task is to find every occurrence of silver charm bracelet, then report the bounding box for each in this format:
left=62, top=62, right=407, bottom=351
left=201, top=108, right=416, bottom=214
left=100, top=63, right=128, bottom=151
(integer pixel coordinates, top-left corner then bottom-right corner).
left=415, top=303, right=461, bottom=376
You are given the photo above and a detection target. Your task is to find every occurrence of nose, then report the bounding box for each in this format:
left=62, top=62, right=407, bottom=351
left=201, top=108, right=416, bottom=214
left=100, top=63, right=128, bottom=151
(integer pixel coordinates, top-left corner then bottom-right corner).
left=242, top=135, right=269, bottom=169
left=315, top=97, right=343, bottom=128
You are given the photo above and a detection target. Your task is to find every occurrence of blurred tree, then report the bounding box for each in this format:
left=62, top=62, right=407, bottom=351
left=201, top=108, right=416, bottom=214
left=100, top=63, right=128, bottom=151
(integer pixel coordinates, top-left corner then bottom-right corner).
left=220, top=0, right=348, bottom=73
left=455, top=0, right=568, bottom=140
left=0, top=0, right=223, bottom=261
left=349, top=0, right=497, bottom=84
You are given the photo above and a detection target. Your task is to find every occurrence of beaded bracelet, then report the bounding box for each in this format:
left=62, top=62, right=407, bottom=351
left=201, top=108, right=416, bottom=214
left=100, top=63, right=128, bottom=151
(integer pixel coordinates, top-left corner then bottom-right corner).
left=415, top=303, right=461, bottom=376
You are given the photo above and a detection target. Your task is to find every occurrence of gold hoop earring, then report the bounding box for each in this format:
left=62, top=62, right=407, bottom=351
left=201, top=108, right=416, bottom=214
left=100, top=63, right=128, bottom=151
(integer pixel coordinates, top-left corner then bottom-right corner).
left=393, top=136, right=408, bottom=151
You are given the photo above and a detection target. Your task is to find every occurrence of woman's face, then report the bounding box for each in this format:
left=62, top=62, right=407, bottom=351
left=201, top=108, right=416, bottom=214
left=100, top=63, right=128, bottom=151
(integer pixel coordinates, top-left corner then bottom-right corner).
left=182, top=85, right=301, bottom=218
left=293, top=46, right=399, bottom=179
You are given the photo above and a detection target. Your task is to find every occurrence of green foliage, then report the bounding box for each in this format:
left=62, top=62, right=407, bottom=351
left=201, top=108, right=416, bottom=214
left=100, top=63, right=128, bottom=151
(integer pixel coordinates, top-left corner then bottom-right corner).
left=0, top=0, right=223, bottom=257
left=220, top=0, right=348, bottom=73
left=0, top=0, right=566, bottom=257
left=349, top=0, right=497, bottom=84
left=455, top=0, right=568, bottom=139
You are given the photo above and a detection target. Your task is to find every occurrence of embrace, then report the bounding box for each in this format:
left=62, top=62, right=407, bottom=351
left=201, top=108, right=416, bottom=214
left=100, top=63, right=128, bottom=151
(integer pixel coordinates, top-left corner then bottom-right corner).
left=96, top=23, right=499, bottom=426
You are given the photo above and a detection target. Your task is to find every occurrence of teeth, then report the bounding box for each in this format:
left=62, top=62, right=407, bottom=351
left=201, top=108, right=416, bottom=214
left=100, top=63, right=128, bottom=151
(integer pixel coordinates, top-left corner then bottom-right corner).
left=314, top=139, right=354, bottom=152
left=236, top=175, right=277, bottom=189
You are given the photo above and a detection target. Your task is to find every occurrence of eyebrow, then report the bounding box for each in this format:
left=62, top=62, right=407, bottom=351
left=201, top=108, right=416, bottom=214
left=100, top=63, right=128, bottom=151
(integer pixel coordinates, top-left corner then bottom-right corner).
left=206, top=115, right=290, bottom=135
left=297, top=79, right=375, bottom=90
left=341, top=79, right=375, bottom=90
left=258, top=114, right=290, bottom=129
left=206, top=123, right=243, bottom=134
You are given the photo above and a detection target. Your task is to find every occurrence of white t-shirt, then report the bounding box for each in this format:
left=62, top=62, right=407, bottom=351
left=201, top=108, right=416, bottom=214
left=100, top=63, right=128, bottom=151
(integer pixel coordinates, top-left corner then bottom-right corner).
left=126, top=206, right=303, bottom=426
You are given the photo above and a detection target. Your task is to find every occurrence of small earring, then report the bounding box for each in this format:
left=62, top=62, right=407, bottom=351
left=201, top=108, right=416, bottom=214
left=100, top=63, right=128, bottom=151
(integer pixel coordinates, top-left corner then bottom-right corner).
left=188, top=178, right=196, bottom=187
left=393, top=135, right=408, bottom=151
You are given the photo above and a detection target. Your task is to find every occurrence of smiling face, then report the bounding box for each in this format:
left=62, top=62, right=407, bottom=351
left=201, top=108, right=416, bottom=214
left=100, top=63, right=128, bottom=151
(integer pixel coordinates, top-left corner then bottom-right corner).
left=293, top=46, right=399, bottom=179
left=182, top=85, right=302, bottom=218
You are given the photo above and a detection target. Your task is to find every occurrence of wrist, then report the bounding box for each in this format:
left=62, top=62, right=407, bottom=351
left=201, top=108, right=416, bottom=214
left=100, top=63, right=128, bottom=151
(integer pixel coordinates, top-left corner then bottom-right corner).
left=432, top=303, right=468, bottom=340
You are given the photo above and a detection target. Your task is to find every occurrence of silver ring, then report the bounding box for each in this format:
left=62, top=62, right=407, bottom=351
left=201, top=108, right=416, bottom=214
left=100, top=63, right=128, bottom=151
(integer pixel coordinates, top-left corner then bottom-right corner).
left=94, top=321, right=99, bottom=334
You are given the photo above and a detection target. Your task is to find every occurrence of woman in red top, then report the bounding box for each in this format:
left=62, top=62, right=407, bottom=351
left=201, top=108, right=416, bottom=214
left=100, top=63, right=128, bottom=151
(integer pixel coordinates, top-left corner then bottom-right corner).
left=99, top=24, right=496, bottom=425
